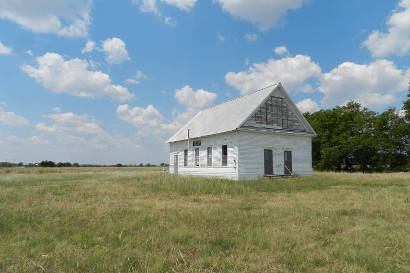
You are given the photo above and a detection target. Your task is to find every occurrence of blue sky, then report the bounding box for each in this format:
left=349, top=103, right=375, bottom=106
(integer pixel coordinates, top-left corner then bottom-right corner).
left=0, top=0, right=409, bottom=164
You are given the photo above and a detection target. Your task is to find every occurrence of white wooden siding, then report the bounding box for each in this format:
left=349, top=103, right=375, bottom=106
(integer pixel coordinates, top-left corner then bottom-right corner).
left=237, top=130, right=313, bottom=179
left=169, top=132, right=239, bottom=180
left=169, top=130, right=313, bottom=180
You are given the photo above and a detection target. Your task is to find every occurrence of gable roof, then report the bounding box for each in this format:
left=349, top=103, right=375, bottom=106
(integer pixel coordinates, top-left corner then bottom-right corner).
left=167, top=83, right=315, bottom=143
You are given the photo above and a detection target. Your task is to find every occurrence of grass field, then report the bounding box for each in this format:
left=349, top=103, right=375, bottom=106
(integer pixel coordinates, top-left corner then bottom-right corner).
left=0, top=168, right=409, bottom=273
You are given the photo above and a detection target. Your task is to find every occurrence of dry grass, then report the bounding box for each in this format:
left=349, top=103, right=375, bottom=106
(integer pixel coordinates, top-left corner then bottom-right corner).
left=0, top=168, right=409, bottom=273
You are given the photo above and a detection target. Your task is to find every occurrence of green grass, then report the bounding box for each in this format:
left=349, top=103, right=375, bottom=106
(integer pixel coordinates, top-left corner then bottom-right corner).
left=0, top=168, right=409, bottom=273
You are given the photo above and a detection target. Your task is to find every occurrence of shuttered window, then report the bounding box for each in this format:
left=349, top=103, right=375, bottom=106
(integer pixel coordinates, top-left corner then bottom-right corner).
left=195, top=148, right=200, bottom=167
left=222, top=145, right=227, bottom=166
left=184, top=149, right=188, bottom=166
left=207, top=147, right=212, bottom=167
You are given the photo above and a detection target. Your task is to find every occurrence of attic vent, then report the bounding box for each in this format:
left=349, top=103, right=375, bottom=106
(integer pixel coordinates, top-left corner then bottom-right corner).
left=246, top=95, right=305, bottom=131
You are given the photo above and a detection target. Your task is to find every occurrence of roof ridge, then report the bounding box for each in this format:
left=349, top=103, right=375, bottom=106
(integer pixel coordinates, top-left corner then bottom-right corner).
left=202, top=83, right=278, bottom=112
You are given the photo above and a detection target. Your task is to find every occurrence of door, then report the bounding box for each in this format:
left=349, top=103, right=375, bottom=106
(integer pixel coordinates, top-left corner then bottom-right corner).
left=264, top=149, right=273, bottom=175
left=174, top=155, right=178, bottom=174
left=284, top=151, right=292, bottom=174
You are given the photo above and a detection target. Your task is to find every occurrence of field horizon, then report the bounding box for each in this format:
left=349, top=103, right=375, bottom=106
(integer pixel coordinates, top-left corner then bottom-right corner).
left=0, top=168, right=409, bottom=273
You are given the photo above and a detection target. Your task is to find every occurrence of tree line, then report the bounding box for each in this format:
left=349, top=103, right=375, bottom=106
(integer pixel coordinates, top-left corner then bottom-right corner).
left=304, top=88, right=409, bottom=172
left=0, top=161, right=169, bottom=168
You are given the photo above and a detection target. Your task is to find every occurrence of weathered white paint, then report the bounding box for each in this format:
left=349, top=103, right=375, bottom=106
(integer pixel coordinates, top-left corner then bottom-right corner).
left=237, top=130, right=313, bottom=179
left=169, top=132, right=239, bottom=180
left=167, top=84, right=315, bottom=180
left=169, top=130, right=313, bottom=180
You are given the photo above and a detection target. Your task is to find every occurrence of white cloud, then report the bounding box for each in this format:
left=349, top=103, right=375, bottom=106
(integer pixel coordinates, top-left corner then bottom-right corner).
left=135, top=0, right=196, bottom=15
left=319, top=59, right=410, bottom=108
left=21, top=53, right=134, bottom=101
left=117, top=104, right=164, bottom=129
left=118, top=85, right=217, bottom=138
left=162, top=0, right=197, bottom=11
left=38, top=112, right=106, bottom=135
left=0, top=0, right=92, bottom=37
left=363, top=0, right=410, bottom=57
left=82, top=40, right=95, bottom=54
left=216, top=33, right=225, bottom=42
left=274, top=46, right=289, bottom=56
left=164, top=16, right=176, bottom=26
left=125, top=70, right=148, bottom=85
left=174, top=85, right=217, bottom=109
left=162, top=86, right=217, bottom=133
left=0, top=41, right=12, bottom=55
left=214, top=0, right=306, bottom=30
left=356, top=93, right=396, bottom=109
left=0, top=103, right=30, bottom=126
left=102, top=37, right=130, bottom=65
left=25, top=49, right=33, bottom=56
left=225, top=55, right=322, bottom=95
left=9, top=109, right=143, bottom=163
left=125, top=79, right=140, bottom=85
left=138, top=0, right=159, bottom=14
left=244, top=33, right=258, bottom=42
left=296, top=98, right=320, bottom=113
left=136, top=70, right=148, bottom=79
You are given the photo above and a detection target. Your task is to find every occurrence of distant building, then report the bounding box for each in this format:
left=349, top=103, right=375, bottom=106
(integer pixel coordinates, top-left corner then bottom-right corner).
left=167, top=83, right=316, bottom=180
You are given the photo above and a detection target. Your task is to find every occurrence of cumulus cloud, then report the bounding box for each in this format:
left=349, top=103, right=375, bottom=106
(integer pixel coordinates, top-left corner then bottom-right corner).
left=319, top=59, right=410, bottom=108
left=34, top=110, right=141, bottom=153
left=135, top=0, right=196, bottom=16
left=82, top=40, right=95, bottom=54
left=37, top=112, right=105, bottom=135
left=118, top=85, right=217, bottom=138
left=102, top=37, right=130, bottom=65
left=21, top=53, right=134, bottom=101
left=356, top=93, right=396, bottom=109
left=296, top=98, right=320, bottom=113
left=0, top=103, right=30, bottom=126
left=174, top=85, right=217, bottom=109
left=225, top=55, right=322, bottom=95
left=0, top=41, right=12, bottom=55
left=0, top=0, right=92, bottom=37
left=125, top=70, right=148, bottom=85
left=274, top=46, right=289, bottom=56
left=214, top=0, right=307, bottom=30
left=216, top=33, right=225, bottom=42
left=117, top=104, right=164, bottom=128
left=162, top=86, right=217, bottom=133
left=117, top=104, right=169, bottom=138
left=244, top=33, right=258, bottom=42
left=164, top=16, right=176, bottom=26
left=363, top=0, right=410, bottom=57
left=138, top=0, right=159, bottom=14
left=162, top=0, right=196, bottom=11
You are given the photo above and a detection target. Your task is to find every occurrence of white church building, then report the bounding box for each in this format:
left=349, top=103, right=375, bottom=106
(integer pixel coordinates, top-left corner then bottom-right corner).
left=167, top=83, right=316, bottom=180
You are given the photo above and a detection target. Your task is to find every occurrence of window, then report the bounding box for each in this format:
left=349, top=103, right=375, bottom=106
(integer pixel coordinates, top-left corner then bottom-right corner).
left=195, top=148, right=200, bottom=167
left=207, top=147, right=212, bottom=167
left=184, top=149, right=188, bottom=166
left=222, top=145, right=227, bottom=166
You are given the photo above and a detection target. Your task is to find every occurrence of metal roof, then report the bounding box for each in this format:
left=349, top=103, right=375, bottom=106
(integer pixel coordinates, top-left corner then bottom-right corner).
left=167, top=84, right=280, bottom=143
left=166, top=83, right=315, bottom=143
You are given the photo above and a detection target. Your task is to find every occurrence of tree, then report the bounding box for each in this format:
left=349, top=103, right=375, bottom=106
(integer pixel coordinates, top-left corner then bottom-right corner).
left=403, top=81, right=410, bottom=121
left=374, top=108, right=409, bottom=171
left=39, top=160, right=56, bottom=167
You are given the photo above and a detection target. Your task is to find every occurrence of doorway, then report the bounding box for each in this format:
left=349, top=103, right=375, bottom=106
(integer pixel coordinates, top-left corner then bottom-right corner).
left=174, top=155, right=178, bottom=174
left=264, top=149, right=273, bottom=175
left=284, top=151, right=292, bottom=175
